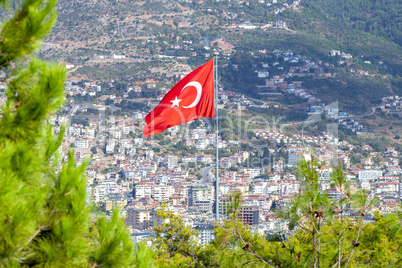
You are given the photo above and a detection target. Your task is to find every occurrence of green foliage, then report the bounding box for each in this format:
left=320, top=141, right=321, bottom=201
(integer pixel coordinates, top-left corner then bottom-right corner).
left=134, top=241, right=157, bottom=268
left=301, top=74, right=391, bottom=111
left=283, top=158, right=333, bottom=266
left=152, top=196, right=277, bottom=267
left=153, top=203, right=200, bottom=266
left=278, top=157, right=401, bottom=267
left=125, top=101, right=148, bottom=110
left=26, top=152, right=89, bottom=266
left=304, top=0, right=402, bottom=46
left=0, top=0, right=57, bottom=67
left=71, top=116, right=90, bottom=126
left=89, top=210, right=134, bottom=267
left=0, top=0, right=135, bottom=266
left=212, top=193, right=274, bottom=267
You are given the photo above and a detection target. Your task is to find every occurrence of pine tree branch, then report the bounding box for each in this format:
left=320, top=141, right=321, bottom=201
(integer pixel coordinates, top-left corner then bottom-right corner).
left=321, top=241, right=337, bottom=246
left=343, top=219, right=364, bottom=268
left=388, top=245, right=400, bottom=267
left=233, top=219, right=271, bottom=266
left=354, top=250, right=374, bottom=254
left=0, top=102, right=20, bottom=115
left=238, top=258, right=260, bottom=266
left=17, top=209, right=57, bottom=254
left=331, top=250, right=376, bottom=268
left=338, top=238, right=342, bottom=268
left=318, top=217, right=322, bottom=268
left=297, top=223, right=313, bottom=234
left=0, top=209, right=58, bottom=265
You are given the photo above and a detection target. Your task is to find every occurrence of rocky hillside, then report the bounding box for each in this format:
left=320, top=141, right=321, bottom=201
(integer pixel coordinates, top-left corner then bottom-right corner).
left=31, top=0, right=402, bottom=116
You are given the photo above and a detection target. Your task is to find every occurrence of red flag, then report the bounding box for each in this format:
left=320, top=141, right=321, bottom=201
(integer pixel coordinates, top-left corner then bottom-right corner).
left=143, top=59, right=214, bottom=138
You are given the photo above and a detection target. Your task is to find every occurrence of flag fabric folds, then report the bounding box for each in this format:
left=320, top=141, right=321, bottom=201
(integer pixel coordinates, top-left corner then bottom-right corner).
left=143, top=59, right=214, bottom=138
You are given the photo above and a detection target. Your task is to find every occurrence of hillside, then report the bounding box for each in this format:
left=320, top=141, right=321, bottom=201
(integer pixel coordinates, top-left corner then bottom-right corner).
left=35, top=0, right=401, bottom=118
left=304, top=0, right=401, bottom=46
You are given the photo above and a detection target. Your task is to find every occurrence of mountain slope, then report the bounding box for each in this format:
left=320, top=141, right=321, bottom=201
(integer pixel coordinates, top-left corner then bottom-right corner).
left=34, top=0, right=402, bottom=117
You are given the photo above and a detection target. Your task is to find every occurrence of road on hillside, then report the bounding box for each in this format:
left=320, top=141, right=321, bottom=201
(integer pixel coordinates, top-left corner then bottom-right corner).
left=279, top=121, right=305, bottom=133
left=354, top=107, right=376, bottom=118
left=201, top=166, right=214, bottom=184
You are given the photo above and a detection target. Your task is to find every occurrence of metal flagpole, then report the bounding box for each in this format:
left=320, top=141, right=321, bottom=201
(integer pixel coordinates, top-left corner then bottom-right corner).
left=214, top=52, right=219, bottom=222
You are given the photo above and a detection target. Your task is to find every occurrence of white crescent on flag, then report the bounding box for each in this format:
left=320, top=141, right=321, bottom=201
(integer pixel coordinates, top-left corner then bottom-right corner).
left=180, top=81, right=202, bottom=108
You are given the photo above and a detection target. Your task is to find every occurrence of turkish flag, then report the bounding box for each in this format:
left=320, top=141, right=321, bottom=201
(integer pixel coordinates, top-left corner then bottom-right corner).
left=143, top=59, right=214, bottom=138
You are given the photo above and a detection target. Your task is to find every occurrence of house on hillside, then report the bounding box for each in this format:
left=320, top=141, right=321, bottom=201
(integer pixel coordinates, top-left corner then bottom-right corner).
left=329, top=50, right=340, bottom=56
left=238, top=21, right=257, bottom=29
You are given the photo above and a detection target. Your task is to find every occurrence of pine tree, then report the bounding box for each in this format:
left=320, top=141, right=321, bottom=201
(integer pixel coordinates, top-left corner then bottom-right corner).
left=0, top=0, right=134, bottom=266
left=153, top=203, right=201, bottom=267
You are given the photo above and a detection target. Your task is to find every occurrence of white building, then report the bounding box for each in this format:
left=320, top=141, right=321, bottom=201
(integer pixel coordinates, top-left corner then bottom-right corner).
left=238, top=21, right=257, bottom=29
left=258, top=71, right=270, bottom=78
left=252, top=182, right=265, bottom=195
left=152, top=185, right=175, bottom=202
left=241, top=168, right=264, bottom=179
left=84, top=127, right=96, bottom=138
left=164, top=155, right=179, bottom=170
left=111, top=129, right=121, bottom=139
left=75, top=138, right=89, bottom=149
left=135, top=183, right=153, bottom=199
left=265, top=182, right=279, bottom=195
left=106, top=139, right=116, bottom=154
left=358, top=170, right=383, bottom=183
left=68, top=125, right=81, bottom=136
left=194, top=224, right=215, bottom=246
left=196, top=139, right=209, bottom=150
left=275, top=21, right=287, bottom=28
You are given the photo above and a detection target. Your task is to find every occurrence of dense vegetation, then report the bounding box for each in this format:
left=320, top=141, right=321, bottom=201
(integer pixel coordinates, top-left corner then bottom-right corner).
left=301, top=74, right=394, bottom=112
left=0, top=0, right=135, bottom=266
left=304, top=0, right=402, bottom=46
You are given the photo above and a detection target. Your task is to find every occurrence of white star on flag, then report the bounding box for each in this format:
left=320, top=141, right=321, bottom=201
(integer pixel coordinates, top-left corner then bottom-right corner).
left=170, top=96, right=182, bottom=107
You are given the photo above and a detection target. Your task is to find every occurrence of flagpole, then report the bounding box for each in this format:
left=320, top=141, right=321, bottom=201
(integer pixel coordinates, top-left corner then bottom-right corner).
left=214, top=52, right=219, bottom=222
